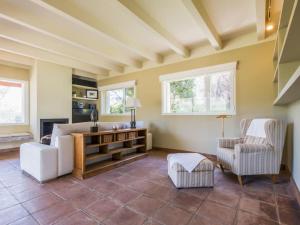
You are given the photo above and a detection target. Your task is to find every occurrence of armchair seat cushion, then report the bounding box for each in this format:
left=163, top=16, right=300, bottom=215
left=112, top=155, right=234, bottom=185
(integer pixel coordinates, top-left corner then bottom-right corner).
left=244, top=136, right=267, bottom=145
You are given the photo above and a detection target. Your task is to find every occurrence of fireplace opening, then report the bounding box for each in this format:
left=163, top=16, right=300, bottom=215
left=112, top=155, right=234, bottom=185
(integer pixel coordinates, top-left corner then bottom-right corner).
left=40, top=118, right=69, bottom=144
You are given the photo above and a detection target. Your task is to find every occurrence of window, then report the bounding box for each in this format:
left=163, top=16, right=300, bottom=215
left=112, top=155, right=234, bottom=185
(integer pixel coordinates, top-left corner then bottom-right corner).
left=0, top=78, right=28, bottom=124
left=99, top=81, right=136, bottom=115
left=160, top=62, right=236, bottom=115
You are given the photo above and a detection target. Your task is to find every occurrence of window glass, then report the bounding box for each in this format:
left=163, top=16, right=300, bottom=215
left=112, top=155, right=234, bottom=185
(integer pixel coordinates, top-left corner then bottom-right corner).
left=0, top=79, right=27, bottom=124
left=161, top=64, right=236, bottom=115
left=101, top=85, right=135, bottom=115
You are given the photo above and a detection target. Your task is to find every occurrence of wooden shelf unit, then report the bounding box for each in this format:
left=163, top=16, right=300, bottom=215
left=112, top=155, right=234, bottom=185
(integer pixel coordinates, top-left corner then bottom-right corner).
left=72, top=96, right=98, bottom=101
left=72, top=84, right=98, bottom=90
left=72, top=128, right=147, bottom=179
left=273, top=0, right=300, bottom=105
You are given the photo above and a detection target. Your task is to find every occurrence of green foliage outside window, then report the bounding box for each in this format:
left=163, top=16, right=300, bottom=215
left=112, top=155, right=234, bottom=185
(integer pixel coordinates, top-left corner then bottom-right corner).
left=170, top=79, right=195, bottom=112
left=108, top=87, right=135, bottom=114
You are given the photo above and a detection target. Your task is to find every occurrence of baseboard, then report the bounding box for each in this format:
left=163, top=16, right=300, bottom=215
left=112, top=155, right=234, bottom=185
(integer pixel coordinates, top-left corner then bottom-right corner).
left=0, top=147, right=19, bottom=153
left=290, top=176, right=300, bottom=206
left=153, top=147, right=289, bottom=172
left=152, top=147, right=217, bottom=161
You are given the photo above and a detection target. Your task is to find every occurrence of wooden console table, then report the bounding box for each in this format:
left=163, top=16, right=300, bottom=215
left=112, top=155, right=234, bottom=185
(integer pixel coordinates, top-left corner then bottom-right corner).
left=71, top=128, right=147, bottom=179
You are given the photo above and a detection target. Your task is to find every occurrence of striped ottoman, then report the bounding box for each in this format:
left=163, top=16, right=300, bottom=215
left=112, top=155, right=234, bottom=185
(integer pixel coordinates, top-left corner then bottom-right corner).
left=167, top=153, right=214, bottom=188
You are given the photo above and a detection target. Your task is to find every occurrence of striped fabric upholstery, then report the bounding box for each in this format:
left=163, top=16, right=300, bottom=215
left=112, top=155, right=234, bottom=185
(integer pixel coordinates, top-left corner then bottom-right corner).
left=168, top=156, right=214, bottom=188
left=233, top=143, right=278, bottom=175
left=240, top=119, right=252, bottom=137
left=217, top=147, right=235, bottom=170
left=244, top=136, right=268, bottom=145
left=172, top=159, right=214, bottom=172
left=218, top=138, right=244, bottom=149
left=217, top=119, right=286, bottom=176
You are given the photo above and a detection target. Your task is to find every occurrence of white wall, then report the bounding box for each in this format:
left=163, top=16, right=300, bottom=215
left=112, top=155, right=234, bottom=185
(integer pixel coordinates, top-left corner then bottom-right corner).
left=30, top=61, right=38, bottom=139
left=287, top=99, right=300, bottom=190
left=99, top=42, right=287, bottom=155
left=30, top=60, right=72, bottom=140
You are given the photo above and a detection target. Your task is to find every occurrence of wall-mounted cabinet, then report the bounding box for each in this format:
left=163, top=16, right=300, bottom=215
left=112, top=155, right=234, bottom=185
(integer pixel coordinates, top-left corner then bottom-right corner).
left=273, top=0, right=300, bottom=105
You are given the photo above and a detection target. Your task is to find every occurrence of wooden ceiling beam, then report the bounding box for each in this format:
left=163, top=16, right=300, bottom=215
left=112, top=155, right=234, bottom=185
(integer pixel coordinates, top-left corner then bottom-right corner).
left=182, top=0, right=222, bottom=50
left=0, top=17, right=123, bottom=73
left=0, top=50, right=34, bottom=67
left=0, top=0, right=142, bottom=69
left=29, top=0, right=162, bottom=64
left=118, top=0, right=190, bottom=58
left=0, top=37, right=109, bottom=76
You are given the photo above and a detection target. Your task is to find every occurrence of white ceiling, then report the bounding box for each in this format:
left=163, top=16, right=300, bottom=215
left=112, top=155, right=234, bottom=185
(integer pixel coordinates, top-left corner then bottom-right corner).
left=0, top=0, right=283, bottom=78
left=202, top=0, right=256, bottom=36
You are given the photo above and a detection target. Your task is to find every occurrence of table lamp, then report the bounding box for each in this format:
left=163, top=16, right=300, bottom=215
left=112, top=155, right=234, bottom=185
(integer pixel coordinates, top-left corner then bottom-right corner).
left=126, top=97, right=141, bottom=129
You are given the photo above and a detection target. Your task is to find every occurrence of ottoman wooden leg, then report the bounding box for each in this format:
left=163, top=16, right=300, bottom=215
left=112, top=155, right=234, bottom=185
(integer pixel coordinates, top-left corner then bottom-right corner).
left=237, top=175, right=243, bottom=186
left=272, top=175, right=277, bottom=184
left=220, top=164, right=225, bottom=173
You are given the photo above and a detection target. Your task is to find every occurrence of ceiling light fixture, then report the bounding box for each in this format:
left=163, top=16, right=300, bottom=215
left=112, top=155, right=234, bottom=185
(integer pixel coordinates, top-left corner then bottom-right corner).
left=266, top=0, right=274, bottom=31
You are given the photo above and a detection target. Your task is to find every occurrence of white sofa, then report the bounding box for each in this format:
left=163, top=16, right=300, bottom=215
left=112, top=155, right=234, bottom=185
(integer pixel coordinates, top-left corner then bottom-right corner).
left=20, top=121, right=151, bottom=182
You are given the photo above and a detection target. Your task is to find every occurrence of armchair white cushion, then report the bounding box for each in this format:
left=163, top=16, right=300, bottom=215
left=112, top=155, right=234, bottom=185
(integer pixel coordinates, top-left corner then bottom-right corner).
left=217, top=119, right=286, bottom=184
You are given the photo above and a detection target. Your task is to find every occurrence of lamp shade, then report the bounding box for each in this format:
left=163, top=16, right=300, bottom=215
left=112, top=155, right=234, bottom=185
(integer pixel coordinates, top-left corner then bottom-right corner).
left=126, top=97, right=141, bottom=108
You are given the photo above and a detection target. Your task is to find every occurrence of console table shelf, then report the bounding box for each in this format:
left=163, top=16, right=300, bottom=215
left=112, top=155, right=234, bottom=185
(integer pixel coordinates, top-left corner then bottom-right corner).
left=72, top=128, right=147, bottom=179
left=85, top=153, right=147, bottom=178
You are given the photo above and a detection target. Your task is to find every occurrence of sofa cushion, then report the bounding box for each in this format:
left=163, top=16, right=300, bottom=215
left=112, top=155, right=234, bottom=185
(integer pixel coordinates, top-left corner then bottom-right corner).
left=50, top=122, right=93, bottom=146
left=50, top=121, right=145, bottom=146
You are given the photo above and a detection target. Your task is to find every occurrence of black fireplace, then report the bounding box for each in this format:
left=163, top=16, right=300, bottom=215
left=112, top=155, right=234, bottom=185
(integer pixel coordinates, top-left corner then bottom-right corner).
left=40, top=118, right=69, bottom=139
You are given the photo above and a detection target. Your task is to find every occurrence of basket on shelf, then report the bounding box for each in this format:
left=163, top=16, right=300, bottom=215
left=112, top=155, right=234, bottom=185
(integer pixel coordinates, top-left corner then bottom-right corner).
left=127, top=132, right=137, bottom=139
left=102, top=134, right=113, bottom=143
left=117, top=133, right=126, bottom=141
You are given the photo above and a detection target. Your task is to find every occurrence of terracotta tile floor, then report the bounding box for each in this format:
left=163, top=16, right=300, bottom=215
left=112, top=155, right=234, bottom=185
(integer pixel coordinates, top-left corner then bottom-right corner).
left=0, top=150, right=299, bottom=225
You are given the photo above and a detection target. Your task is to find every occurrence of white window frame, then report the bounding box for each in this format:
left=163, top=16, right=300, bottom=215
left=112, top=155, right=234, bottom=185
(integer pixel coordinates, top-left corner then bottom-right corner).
left=99, top=80, right=136, bottom=116
left=160, top=62, right=237, bottom=116
left=0, top=77, right=29, bottom=125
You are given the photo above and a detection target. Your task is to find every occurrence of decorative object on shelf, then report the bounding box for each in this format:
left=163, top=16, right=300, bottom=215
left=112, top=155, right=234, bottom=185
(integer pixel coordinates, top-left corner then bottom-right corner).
left=112, top=125, right=119, bottom=130
left=86, top=89, right=98, bottom=99
left=72, top=91, right=76, bottom=98
left=216, top=115, right=231, bottom=137
left=90, top=105, right=98, bottom=132
left=126, top=97, right=141, bottom=129
left=78, top=102, right=85, bottom=109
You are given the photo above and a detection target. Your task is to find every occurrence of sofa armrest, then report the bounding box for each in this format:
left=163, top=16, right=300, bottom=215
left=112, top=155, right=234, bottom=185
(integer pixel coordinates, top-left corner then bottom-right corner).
left=20, top=142, right=58, bottom=182
left=234, top=144, right=273, bottom=154
left=218, top=138, right=243, bottom=149
left=55, top=135, right=74, bottom=176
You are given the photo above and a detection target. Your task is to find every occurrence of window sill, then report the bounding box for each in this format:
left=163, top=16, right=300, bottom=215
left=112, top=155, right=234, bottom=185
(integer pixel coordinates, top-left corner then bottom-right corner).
left=0, top=123, right=29, bottom=126
left=161, top=112, right=236, bottom=116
